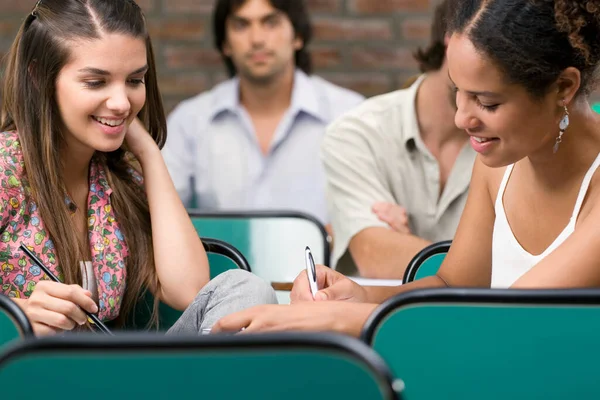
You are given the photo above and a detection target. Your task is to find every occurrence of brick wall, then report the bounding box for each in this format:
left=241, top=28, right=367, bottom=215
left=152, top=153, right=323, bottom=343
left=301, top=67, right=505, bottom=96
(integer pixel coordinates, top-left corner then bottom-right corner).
left=0, top=0, right=440, bottom=113
left=1, top=0, right=597, bottom=113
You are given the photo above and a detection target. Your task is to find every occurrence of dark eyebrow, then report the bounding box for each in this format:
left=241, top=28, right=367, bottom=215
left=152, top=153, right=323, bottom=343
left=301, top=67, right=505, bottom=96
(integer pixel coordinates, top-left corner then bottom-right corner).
left=77, top=65, right=149, bottom=76
left=229, top=15, right=250, bottom=24
left=261, top=12, right=280, bottom=22
left=448, top=71, right=501, bottom=98
left=130, top=65, right=149, bottom=75
left=230, top=11, right=280, bottom=24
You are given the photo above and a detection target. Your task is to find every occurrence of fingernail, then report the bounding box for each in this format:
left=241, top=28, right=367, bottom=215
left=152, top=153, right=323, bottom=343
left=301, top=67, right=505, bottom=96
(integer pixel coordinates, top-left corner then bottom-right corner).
left=92, top=304, right=99, bottom=313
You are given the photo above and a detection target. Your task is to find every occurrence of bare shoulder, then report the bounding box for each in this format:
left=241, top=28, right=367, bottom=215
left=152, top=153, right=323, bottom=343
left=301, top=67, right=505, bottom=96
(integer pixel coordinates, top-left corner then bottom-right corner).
left=577, top=163, right=600, bottom=223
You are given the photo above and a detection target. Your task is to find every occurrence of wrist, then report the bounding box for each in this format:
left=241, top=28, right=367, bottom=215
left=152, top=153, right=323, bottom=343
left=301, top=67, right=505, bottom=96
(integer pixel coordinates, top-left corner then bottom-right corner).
left=10, top=297, right=28, bottom=311
left=356, top=285, right=371, bottom=303
left=363, top=286, right=379, bottom=303
left=339, top=303, right=378, bottom=337
left=364, top=285, right=399, bottom=304
left=135, top=144, right=161, bottom=167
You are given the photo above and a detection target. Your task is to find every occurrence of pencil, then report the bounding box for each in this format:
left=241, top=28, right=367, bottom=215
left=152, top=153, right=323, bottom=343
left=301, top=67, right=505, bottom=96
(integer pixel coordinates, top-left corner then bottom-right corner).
left=19, top=243, right=114, bottom=335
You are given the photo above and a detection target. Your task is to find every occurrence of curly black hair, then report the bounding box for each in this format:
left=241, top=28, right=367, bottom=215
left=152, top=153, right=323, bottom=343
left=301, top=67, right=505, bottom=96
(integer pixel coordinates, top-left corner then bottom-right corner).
left=447, top=0, right=600, bottom=97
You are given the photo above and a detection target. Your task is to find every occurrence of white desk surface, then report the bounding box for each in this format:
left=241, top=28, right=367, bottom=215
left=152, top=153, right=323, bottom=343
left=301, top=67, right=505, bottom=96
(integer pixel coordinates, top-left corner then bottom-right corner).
left=349, top=277, right=403, bottom=286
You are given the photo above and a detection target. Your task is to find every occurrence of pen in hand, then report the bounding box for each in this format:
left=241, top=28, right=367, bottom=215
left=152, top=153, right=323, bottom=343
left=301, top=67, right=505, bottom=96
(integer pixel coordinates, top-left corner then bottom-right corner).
left=305, top=246, right=318, bottom=299
left=19, top=244, right=114, bottom=336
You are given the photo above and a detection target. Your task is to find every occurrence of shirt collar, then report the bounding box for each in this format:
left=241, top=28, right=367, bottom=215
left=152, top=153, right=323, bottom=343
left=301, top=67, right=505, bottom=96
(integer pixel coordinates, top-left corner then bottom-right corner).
left=208, top=77, right=239, bottom=120
left=93, top=159, right=113, bottom=198
left=402, top=74, right=427, bottom=152
left=208, top=69, right=327, bottom=122
left=64, top=157, right=113, bottom=213
left=289, top=69, right=328, bottom=122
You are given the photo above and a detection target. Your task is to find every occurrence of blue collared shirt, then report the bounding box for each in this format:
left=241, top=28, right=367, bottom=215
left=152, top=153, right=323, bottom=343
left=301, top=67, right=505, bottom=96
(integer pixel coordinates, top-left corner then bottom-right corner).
left=162, top=70, right=364, bottom=223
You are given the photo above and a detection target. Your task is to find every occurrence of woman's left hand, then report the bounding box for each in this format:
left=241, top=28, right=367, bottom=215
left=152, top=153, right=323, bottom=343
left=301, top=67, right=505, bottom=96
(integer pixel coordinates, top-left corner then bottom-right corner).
left=125, top=117, right=159, bottom=161
left=211, top=302, right=378, bottom=337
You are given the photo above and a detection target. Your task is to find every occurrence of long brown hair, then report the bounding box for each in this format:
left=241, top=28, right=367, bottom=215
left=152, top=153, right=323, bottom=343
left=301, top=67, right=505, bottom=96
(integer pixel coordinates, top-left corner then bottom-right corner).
left=0, top=0, right=167, bottom=328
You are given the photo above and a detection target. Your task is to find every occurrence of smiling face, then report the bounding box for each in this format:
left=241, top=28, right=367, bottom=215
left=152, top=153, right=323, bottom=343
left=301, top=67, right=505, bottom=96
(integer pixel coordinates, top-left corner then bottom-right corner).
left=222, top=0, right=302, bottom=84
left=55, top=32, right=147, bottom=156
left=447, top=33, right=562, bottom=167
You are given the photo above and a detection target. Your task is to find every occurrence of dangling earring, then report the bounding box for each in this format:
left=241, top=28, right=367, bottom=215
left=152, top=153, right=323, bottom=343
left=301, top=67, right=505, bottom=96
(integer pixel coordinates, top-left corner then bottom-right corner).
left=553, top=101, right=570, bottom=154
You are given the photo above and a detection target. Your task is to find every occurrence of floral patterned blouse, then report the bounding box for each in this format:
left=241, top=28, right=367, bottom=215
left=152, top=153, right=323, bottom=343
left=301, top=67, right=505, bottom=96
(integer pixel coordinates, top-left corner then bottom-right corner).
left=0, top=130, right=144, bottom=321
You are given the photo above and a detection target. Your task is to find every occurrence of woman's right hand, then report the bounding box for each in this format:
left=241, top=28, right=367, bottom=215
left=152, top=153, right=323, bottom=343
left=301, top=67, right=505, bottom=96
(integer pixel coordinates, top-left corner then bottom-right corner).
left=16, top=281, right=99, bottom=336
left=290, top=265, right=369, bottom=303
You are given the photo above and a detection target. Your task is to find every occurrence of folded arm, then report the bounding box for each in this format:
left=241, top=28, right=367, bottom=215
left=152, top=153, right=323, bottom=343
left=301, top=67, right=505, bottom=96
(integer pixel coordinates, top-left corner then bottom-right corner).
left=322, top=111, right=431, bottom=278
left=349, top=227, right=431, bottom=279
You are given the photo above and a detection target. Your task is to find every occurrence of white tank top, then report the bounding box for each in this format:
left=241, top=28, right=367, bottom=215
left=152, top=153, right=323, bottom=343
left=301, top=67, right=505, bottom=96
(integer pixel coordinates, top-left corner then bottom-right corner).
left=491, top=152, right=600, bottom=288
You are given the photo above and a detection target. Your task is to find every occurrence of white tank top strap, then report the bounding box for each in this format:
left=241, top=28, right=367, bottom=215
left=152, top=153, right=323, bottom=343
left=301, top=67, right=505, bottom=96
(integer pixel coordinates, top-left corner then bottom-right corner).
left=571, top=152, right=600, bottom=219
left=495, top=164, right=515, bottom=209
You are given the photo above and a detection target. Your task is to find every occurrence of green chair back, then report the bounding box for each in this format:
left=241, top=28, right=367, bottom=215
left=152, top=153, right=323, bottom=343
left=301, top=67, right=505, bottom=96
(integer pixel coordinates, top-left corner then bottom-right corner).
left=126, top=237, right=250, bottom=331
left=402, top=241, right=451, bottom=283
left=206, top=251, right=240, bottom=278
left=0, top=333, right=399, bottom=400
left=189, top=211, right=330, bottom=303
left=592, top=102, right=600, bottom=114
left=0, top=294, right=33, bottom=347
left=362, top=288, right=600, bottom=400
left=203, top=237, right=251, bottom=278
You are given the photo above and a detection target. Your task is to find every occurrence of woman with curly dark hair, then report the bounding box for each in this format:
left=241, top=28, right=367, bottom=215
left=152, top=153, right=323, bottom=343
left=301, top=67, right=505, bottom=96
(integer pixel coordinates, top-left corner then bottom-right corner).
left=212, top=0, right=600, bottom=336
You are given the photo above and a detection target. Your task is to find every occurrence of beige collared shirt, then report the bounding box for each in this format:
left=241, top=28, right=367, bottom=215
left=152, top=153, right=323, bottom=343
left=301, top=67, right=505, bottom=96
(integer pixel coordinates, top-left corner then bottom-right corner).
left=321, top=75, right=477, bottom=274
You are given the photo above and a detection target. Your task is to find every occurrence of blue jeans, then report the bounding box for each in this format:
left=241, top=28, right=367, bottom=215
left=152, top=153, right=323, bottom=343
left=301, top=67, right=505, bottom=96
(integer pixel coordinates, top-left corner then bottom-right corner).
left=166, top=270, right=277, bottom=335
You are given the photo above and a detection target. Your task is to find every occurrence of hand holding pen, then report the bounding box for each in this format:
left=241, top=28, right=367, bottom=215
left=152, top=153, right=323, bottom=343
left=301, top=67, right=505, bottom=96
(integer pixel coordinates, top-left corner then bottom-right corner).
left=305, top=246, right=319, bottom=299
left=18, top=244, right=113, bottom=336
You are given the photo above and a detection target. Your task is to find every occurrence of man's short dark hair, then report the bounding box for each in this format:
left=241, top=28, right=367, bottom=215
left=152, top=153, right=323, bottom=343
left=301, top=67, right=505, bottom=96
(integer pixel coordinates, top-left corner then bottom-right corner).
left=413, top=1, right=449, bottom=73
left=213, top=0, right=313, bottom=77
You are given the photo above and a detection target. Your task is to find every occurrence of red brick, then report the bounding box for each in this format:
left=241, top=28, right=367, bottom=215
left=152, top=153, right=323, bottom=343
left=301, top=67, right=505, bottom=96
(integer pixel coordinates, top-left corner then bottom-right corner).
left=401, top=18, right=431, bottom=40
left=351, top=47, right=418, bottom=69
left=395, top=72, right=422, bottom=89
left=211, top=72, right=230, bottom=86
left=162, top=0, right=215, bottom=14
left=164, top=46, right=222, bottom=69
left=0, top=21, right=20, bottom=39
left=148, top=19, right=206, bottom=41
left=158, top=73, right=209, bottom=96
left=348, top=0, right=430, bottom=14
left=318, top=72, right=393, bottom=97
left=162, top=97, right=184, bottom=115
left=135, top=0, right=156, bottom=14
left=0, top=0, right=441, bottom=108
left=0, top=0, right=36, bottom=13
left=306, top=0, right=342, bottom=13
left=313, top=18, right=393, bottom=41
left=311, top=46, right=344, bottom=69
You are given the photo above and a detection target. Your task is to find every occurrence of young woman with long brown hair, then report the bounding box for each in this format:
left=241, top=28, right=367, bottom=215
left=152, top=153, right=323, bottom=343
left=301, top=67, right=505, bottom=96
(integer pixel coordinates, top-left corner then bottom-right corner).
left=0, top=0, right=275, bottom=336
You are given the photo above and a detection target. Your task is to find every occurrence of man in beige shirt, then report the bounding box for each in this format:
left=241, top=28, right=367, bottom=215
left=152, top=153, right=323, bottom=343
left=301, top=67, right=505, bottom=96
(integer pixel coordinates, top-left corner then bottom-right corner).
left=322, top=1, right=476, bottom=278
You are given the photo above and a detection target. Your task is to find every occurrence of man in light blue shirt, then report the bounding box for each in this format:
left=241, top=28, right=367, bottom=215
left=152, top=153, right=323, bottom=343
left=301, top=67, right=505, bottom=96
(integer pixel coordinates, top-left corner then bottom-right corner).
left=162, top=0, right=364, bottom=224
